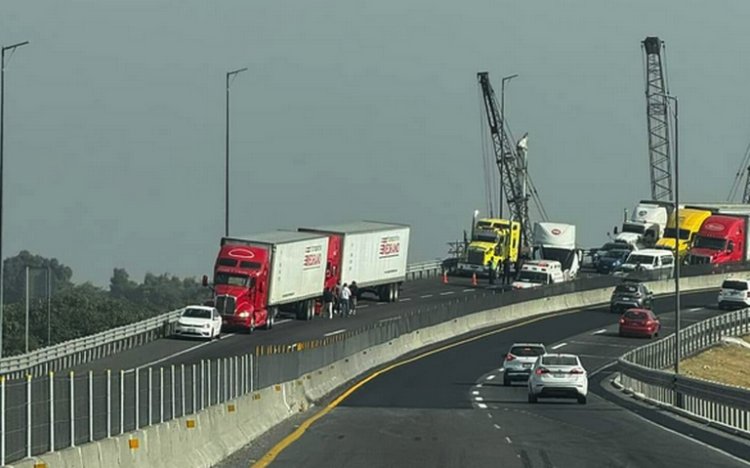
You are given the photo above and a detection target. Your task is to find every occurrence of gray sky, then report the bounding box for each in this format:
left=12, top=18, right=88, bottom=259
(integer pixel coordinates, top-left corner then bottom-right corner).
left=2, top=1, right=749, bottom=285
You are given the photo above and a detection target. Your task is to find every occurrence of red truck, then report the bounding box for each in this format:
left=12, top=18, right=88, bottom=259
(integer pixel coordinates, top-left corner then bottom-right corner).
left=204, top=231, right=331, bottom=332
left=298, top=221, right=411, bottom=302
left=687, top=213, right=750, bottom=265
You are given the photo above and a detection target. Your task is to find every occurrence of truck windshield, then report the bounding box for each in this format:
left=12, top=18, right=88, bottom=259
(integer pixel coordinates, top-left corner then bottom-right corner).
left=518, top=271, right=549, bottom=283
left=622, top=224, right=646, bottom=234
left=473, top=230, right=499, bottom=243
left=214, top=272, right=249, bottom=287
left=693, top=236, right=727, bottom=250
left=663, top=228, right=691, bottom=240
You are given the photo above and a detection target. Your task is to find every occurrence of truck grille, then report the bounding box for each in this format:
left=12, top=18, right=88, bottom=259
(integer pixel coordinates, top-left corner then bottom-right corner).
left=467, top=250, right=486, bottom=266
left=215, top=295, right=236, bottom=316
left=688, top=255, right=710, bottom=265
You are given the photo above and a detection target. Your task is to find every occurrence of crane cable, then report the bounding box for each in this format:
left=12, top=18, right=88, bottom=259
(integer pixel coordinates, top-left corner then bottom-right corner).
left=727, top=138, right=750, bottom=202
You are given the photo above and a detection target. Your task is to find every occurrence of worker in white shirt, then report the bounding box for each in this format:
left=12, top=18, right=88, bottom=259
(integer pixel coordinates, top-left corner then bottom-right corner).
left=340, top=283, right=351, bottom=317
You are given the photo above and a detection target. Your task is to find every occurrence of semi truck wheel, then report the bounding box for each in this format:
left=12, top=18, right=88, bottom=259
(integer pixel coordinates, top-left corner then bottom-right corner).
left=392, top=284, right=400, bottom=302
left=264, top=308, right=276, bottom=329
left=247, top=317, right=255, bottom=334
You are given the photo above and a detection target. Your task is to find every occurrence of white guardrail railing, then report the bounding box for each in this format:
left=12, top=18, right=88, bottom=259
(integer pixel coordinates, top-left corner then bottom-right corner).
left=0, top=260, right=444, bottom=380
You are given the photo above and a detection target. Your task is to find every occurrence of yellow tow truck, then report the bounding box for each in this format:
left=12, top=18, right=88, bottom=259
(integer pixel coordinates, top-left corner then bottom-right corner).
left=457, top=218, right=521, bottom=276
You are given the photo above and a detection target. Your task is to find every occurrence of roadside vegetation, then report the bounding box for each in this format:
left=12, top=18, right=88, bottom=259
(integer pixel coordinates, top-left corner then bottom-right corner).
left=0, top=251, right=209, bottom=357
left=680, top=335, right=750, bottom=389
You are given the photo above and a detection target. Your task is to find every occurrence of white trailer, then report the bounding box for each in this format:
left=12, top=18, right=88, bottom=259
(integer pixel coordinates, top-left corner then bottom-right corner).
left=532, top=222, right=581, bottom=280
left=300, top=221, right=410, bottom=302
left=221, top=231, right=329, bottom=307
left=615, top=202, right=670, bottom=247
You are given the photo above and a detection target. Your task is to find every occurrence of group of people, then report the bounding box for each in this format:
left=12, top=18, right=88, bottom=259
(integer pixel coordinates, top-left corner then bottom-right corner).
left=487, top=257, right=521, bottom=285
left=321, top=281, right=359, bottom=319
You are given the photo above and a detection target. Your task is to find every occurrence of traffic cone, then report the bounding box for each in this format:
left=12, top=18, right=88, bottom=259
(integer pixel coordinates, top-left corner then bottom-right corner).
left=442, top=272, right=449, bottom=284
left=471, top=273, right=478, bottom=287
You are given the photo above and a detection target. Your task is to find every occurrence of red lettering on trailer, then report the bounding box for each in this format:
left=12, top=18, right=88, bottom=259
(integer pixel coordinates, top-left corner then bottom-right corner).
left=379, top=238, right=401, bottom=258
left=304, top=253, right=322, bottom=268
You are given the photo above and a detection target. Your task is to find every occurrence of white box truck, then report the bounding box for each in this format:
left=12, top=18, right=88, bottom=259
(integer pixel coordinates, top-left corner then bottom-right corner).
left=532, top=222, right=582, bottom=280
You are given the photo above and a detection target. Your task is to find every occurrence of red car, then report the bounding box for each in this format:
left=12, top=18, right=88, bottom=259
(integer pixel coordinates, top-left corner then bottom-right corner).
left=619, top=308, right=661, bottom=338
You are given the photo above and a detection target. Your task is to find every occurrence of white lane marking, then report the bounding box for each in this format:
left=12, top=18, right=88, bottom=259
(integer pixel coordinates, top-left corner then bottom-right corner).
left=420, top=294, right=433, bottom=299
left=477, top=403, right=487, bottom=409
left=359, top=305, right=369, bottom=309
left=400, top=298, right=412, bottom=302
left=376, top=302, right=387, bottom=305
left=324, top=329, right=346, bottom=337
left=472, top=391, right=480, bottom=396
left=551, top=342, right=567, bottom=350
left=141, top=336, right=228, bottom=368
left=487, top=375, right=496, bottom=380
left=463, top=289, right=475, bottom=293
left=378, top=317, right=401, bottom=324
left=569, top=340, right=632, bottom=349
left=505, top=436, right=512, bottom=444
left=275, top=319, right=292, bottom=325
left=493, top=424, right=501, bottom=430
left=476, top=384, right=483, bottom=388
left=475, top=396, right=484, bottom=402
left=439, top=291, right=455, bottom=296
left=689, top=307, right=703, bottom=312
left=592, top=329, right=607, bottom=335
left=487, top=413, right=493, bottom=419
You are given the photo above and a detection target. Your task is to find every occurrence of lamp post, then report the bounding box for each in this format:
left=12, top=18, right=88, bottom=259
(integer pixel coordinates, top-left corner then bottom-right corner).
left=225, top=67, right=248, bottom=237
left=658, top=92, right=679, bottom=374
left=0, top=40, right=30, bottom=358
left=499, top=74, right=518, bottom=219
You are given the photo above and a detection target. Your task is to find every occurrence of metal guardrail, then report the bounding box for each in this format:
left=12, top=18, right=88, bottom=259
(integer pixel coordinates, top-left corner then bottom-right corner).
left=0, top=260, right=444, bottom=380
left=618, top=308, right=750, bottom=436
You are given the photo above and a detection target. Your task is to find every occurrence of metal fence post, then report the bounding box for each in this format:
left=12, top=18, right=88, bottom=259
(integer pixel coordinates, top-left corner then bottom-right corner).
left=180, top=364, right=185, bottom=417
left=88, top=370, right=93, bottom=442
left=235, top=356, right=239, bottom=398
left=250, top=353, right=254, bottom=392
left=26, top=374, right=32, bottom=459
left=49, top=371, right=55, bottom=452
left=1, top=376, right=5, bottom=467
left=70, top=371, right=75, bottom=447
left=240, top=355, right=245, bottom=396
left=106, top=369, right=112, bottom=438
left=119, top=369, right=125, bottom=434
left=228, top=357, right=233, bottom=400
left=224, top=358, right=228, bottom=402
left=148, top=367, right=153, bottom=426
left=159, top=367, right=164, bottom=424
left=201, top=360, right=206, bottom=411
left=135, top=368, right=140, bottom=429
left=170, top=365, right=175, bottom=420
left=192, top=363, right=197, bottom=414
left=216, top=358, right=221, bottom=405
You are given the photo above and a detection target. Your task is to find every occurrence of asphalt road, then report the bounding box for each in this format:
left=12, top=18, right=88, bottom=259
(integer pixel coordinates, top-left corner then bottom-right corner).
left=223, top=291, right=750, bottom=468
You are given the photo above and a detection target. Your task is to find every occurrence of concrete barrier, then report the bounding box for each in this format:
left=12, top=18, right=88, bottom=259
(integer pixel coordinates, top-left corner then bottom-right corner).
left=10, top=271, right=728, bottom=468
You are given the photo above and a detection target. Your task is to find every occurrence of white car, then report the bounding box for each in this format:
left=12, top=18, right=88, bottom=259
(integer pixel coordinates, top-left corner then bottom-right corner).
left=527, top=353, right=588, bottom=404
left=501, top=343, right=547, bottom=386
left=175, top=306, right=222, bottom=339
left=718, top=278, right=750, bottom=309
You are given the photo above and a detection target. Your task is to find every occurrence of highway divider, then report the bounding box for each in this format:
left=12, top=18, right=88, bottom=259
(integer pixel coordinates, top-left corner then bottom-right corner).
left=6, top=265, right=743, bottom=468
left=0, top=261, right=444, bottom=381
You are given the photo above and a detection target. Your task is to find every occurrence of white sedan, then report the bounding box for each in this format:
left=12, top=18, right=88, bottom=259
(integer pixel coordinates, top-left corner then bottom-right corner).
left=527, top=353, right=588, bottom=404
left=174, top=306, right=222, bottom=339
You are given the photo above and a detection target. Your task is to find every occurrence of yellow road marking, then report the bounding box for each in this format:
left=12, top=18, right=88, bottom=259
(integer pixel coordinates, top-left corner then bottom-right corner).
left=251, top=307, right=582, bottom=467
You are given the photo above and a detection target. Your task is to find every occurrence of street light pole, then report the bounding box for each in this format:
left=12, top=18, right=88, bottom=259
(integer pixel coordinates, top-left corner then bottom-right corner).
left=0, top=40, right=29, bottom=358
left=500, top=74, right=518, bottom=219
left=46, top=266, right=51, bottom=346
left=24, top=265, right=29, bottom=353
left=225, top=67, right=248, bottom=238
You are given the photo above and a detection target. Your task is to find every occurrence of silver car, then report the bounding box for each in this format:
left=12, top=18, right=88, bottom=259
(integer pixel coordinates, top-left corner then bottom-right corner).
left=501, top=343, right=547, bottom=386
left=527, top=353, right=588, bottom=404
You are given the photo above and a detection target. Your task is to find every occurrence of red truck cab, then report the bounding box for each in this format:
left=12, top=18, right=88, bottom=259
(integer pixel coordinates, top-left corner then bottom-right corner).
left=688, top=215, right=748, bottom=265
left=211, top=244, right=272, bottom=332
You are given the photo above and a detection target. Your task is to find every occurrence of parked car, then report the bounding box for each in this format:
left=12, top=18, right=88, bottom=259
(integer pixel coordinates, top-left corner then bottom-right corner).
left=610, top=281, right=653, bottom=313
left=596, top=249, right=631, bottom=274
left=174, top=306, right=223, bottom=339
left=527, top=353, right=588, bottom=404
left=718, top=278, right=750, bottom=310
left=501, top=343, right=547, bottom=386
left=618, top=308, right=661, bottom=338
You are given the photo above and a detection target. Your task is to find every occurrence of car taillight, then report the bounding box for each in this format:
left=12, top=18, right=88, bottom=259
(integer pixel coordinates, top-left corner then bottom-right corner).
left=569, top=368, right=584, bottom=374
left=645, top=320, right=654, bottom=326
left=535, top=367, right=549, bottom=376
left=619, top=318, right=625, bottom=325
left=505, top=353, right=516, bottom=361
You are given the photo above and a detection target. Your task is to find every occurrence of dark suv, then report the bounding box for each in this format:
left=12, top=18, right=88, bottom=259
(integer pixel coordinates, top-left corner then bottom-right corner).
left=610, top=281, right=653, bottom=313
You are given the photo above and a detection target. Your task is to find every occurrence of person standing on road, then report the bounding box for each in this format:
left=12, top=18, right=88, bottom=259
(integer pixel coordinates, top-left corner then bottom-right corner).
left=349, top=281, right=359, bottom=315
left=323, top=287, right=334, bottom=319
left=488, top=260, right=496, bottom=285
left=340, top=283, right=351, bottom=317
left=503, top=257, right=512, bottom=285
left=333, top=281, right=342, bottom=316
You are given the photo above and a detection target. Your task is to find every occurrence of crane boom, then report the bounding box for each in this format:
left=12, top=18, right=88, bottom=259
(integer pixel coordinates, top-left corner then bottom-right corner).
left=477, top=71, right=536, bottom=248
left=642, top=37, right=674, bottom=202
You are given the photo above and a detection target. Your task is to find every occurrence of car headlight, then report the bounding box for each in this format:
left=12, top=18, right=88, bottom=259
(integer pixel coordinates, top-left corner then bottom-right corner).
left=238, top=311, right=250, bottom=318
left=203, top=323, right=211, bottom=328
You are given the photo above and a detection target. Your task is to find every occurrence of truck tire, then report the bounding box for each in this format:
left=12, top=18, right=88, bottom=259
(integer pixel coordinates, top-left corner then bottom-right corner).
left=392, top=284, right=400, bottom=302
left=378, top=285, right=389, bottom=302
left=306, top=300, right=314, bottom=321
left=264, top=308, right=276, bottom=329
left=247, top=317, right=255, bottom=334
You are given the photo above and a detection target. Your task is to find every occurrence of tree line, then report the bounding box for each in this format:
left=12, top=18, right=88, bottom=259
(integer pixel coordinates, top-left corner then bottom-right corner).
left=0, top=251, right=209, bottom=357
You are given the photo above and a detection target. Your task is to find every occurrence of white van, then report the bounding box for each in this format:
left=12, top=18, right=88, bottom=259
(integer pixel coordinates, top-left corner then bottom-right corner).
left=614, top=249, right=674, bottom=276
left=512, top=260, right=564, bottom=289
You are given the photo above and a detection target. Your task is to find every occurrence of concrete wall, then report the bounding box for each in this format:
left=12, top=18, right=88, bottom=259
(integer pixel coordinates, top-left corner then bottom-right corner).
left=11, top=272, right=728, bottom=468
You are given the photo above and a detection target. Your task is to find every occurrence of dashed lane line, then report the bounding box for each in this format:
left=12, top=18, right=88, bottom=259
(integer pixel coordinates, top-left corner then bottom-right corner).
left=463, top=289, right=475, bottom=293
left=505, top=436, right=513, bottom=444
left=275, top=319, right=292, bottom=325
left=420, top=294, right=433, bottom=299
left=486, top=375, right=496, bottom=380
left=475, top=396, right=484, bottom=402
left=139, top=336, right=234, bottom=369
left=400, top=298, right=412, bottom=302
left=323, top=329, right=346, bottom=337
left=568, top=340, right=636, bottom=349
left=551, top=342, right=567, bottom=350
left=592, top=329, right=607, bottom=335
left=493, top=424, right=501, bottom=430
left=477, top=403, right=488, bottom=409
left=439, top=291, right=455, bottom=296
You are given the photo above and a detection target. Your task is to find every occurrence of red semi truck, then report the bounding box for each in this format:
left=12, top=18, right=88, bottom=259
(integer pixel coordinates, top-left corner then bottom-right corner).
left=205, top=231, right=331, bottom=332
left=687, top=213, right=750, bottom=265
left=298, top=221, right=410, bottom=302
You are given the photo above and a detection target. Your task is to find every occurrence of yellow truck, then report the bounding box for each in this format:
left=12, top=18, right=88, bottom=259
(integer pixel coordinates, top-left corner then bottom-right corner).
left=655, top=208, right=712, bottom=260
left=457, top=218, right=520, bottom=276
